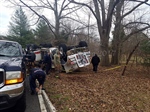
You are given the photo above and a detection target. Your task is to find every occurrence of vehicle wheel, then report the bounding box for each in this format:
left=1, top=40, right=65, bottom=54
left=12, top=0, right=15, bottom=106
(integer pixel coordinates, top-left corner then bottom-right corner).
left=14, top=90, right=26, bottom=112
left=47, top=43, right=53, bottom=48
left=30, top=53, right=36, bottom=62
left=78, top=41, right=88, bottom=47
left=58, top=44, right=67, bottom=53
left=67, top=45, right=77, bottom=50
left=40, top=43, right=52, bottom=48
left=58, top=44, right=67, bottom=62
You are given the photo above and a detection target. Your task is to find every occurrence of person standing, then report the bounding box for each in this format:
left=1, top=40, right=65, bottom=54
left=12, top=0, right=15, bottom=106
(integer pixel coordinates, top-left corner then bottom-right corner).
left=29, top=63, right=46, bottom=95
left=43, top=51, right=52, bottom=75
left=54, top=50, right=61, bottom=78
left=91, top=54, right=100, bottom=73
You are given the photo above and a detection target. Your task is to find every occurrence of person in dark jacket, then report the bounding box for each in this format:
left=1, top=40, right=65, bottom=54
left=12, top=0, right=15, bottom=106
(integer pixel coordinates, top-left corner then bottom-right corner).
left=91, top=54, right=100, bottom=73
left=29, top=63, right=46, bottom=95
left=43, top=51, right=52, bottom=75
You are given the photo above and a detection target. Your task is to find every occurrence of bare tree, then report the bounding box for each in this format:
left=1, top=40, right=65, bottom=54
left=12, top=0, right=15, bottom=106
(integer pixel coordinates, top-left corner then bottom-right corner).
left=7, top=0, right=84, bottom=45
left=69, top=0, right=150, bottom=66
left=69, top=0, right=124, bottom=66
left=112, top=0, right=150, bottom=65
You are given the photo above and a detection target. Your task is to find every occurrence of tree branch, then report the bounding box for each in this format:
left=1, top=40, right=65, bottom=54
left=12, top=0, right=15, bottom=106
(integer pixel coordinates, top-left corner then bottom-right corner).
left=60, top=5, right=83, bottom=19
left=69, top=0, right=98, bottom=21
left=99, top=0, right=106, bottom=24
left=123, top=24, right=150, bottom=42
left=129, top=0, right=150, bottom=6
left=121, top=0, right=148, bottom=19
left=19, top=0, right=56, bottom=37
left=121, top=41, right=141, bottom=76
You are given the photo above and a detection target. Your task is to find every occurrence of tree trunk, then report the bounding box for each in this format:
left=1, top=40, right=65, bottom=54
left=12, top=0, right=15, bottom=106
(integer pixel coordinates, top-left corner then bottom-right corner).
left=111, top=44, right=119, bottom=64
left=100, top=35, right=110, bottom=66
left=55, top=19, right=60, bottom=39
left=111, top=1, right=124, bottom=65
left=111, top=25, right=121, bottom=65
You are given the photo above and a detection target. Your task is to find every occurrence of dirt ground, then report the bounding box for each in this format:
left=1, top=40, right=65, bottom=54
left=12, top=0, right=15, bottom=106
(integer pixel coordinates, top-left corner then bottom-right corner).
left=44, top=64, right=150, bottom=112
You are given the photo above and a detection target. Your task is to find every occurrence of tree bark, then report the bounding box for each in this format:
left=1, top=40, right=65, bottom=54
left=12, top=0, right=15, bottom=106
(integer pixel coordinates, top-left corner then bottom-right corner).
left=111, top=0, right=124, bottom=65
left=111, top=44, right=119, bottom=64
left=100, top=34, right=110, bottom=66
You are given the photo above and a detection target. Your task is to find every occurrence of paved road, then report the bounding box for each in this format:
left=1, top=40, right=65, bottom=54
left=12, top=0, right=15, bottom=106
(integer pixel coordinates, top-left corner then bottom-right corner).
left=25, top=75, right=41, bottom=112
left=1, top=75, right=41, bottom=112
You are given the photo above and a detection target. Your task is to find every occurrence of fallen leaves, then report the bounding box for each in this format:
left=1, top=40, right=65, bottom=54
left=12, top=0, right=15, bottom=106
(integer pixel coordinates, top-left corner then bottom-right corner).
left=44, top=65, right=150, bottom=112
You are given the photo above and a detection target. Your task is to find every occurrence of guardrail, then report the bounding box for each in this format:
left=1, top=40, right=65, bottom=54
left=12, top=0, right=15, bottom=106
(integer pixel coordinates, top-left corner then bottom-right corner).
left=38, top=90, right=57, bottom=112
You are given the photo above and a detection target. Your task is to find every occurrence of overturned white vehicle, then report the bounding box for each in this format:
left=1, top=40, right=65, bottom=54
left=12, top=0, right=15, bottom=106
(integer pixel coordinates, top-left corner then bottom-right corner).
left=25, top=41, right=90, bottom=73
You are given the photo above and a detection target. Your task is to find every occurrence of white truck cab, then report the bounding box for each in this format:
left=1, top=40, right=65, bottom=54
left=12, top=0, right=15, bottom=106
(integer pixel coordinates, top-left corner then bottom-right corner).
left=64, top=47, right=90, bottom=73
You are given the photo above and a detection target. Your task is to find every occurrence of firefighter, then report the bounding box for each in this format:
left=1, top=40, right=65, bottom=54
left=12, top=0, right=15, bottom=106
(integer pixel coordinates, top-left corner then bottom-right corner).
left=54, top=50, right=61, bottom=78
left=43, top=51, right=52, bottom=75
left=29, top=63, right=46, bottom=95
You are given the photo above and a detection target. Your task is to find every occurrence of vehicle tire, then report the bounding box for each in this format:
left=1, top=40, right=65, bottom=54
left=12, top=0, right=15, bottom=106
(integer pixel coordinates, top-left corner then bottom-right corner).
left=14, top=90, right=26, bottom=112
left=30, top=53, right=36, bottom=62
left=40, top=43, right=52, bottom=48
left=67, top=45, right=77, bottom=50
left=58, top=44, right=67, bottom=53
left=67, top=46, right=73, bottom=50
left=47, top=43, right=53, bottom=48
left=58, top=44, right=67, bottom=62
left=78, top=41, right=88, bottom=47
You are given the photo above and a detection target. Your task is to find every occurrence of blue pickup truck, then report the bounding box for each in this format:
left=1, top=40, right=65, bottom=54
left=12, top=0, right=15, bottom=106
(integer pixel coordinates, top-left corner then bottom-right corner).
left=0, top=40, right=26, bottom=112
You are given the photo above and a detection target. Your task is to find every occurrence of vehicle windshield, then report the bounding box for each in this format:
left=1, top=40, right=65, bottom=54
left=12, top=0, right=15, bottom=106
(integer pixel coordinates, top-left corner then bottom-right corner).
left=0, top=41, right=21, bottom=57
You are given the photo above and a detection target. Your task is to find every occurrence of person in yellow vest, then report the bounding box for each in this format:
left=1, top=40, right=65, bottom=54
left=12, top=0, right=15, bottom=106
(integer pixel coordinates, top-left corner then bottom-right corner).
left=54, top=50, right=61, bottom=78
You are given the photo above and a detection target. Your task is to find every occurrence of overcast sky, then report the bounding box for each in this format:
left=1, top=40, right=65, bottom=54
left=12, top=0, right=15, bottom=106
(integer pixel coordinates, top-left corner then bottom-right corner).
left=0, top=0, right=15, bottom=35
left=0, top=0, right=150, bottom=37
left=0, top=0, right=92, bottom=36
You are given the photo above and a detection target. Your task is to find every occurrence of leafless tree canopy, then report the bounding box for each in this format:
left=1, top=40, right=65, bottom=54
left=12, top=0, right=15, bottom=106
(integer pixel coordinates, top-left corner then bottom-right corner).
left=5, top=0, right=150, bottom=66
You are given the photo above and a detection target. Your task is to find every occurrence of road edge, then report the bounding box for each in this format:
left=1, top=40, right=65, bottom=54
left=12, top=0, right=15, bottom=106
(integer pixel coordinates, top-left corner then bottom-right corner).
left=38, top=90, right=57, bottom=112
